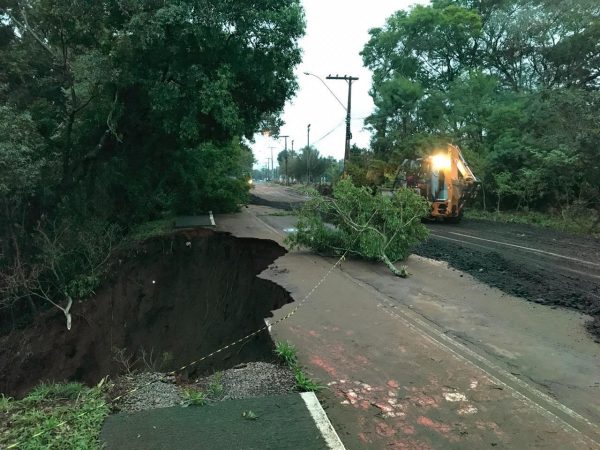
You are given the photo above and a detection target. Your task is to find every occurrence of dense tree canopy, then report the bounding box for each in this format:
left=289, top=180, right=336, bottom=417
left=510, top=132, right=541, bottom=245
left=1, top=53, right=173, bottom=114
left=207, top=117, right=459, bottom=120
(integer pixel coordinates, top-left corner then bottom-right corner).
left=277, top=146, right=339, bottom=183
left=361, top=0, right=599, bottom=218
left=0, top=0, right=305, bottom=329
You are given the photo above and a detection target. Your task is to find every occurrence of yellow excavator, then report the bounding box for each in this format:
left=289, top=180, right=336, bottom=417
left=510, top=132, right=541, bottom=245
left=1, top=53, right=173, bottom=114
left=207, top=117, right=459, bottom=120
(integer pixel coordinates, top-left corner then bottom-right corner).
left=391, top=144, right=479, bottom=222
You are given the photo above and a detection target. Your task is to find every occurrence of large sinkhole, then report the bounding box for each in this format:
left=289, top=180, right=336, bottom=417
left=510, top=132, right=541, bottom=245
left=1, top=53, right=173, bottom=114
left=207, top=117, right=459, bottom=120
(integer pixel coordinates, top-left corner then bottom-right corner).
left=0, top=230, right=292, bottom=398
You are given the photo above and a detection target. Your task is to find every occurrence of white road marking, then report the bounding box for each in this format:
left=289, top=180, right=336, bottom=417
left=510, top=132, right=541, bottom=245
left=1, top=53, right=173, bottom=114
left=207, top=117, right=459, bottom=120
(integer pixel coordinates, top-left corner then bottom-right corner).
left=445, top=231, right=600, bottom=268
left=301, top=392, right=347, bottom=449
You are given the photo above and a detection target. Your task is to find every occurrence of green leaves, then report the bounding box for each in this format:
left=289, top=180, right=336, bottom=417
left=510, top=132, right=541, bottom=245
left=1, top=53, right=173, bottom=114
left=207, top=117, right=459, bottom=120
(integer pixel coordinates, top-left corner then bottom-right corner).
left=362, top=1, right=599, bottom=218
left=287, top=178, right=430, bottom=276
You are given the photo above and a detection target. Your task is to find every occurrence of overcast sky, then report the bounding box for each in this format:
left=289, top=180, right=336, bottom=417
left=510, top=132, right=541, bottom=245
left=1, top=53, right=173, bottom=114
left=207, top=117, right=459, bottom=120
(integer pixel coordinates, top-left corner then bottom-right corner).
left=251, top=0, right=428, bottom=169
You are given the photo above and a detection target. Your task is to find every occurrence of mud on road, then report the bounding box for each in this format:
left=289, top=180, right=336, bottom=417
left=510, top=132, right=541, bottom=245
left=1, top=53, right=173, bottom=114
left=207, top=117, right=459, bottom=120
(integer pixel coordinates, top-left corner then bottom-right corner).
left=416, top=219, right=600, bottom=340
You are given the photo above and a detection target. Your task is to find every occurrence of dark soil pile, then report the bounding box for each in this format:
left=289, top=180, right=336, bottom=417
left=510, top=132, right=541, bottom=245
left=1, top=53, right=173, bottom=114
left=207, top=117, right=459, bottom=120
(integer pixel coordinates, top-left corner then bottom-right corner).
left=0, top=230, right=292, bottom=398
left=415, top=238, right=600, bottom=340
left=249, top=194, right=298, bottom=211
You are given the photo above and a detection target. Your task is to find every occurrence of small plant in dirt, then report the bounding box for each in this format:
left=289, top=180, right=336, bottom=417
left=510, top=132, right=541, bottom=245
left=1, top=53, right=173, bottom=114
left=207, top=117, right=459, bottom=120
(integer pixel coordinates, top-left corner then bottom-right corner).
left=293, top=368, right=324, bottom=393
left=112, top=346, right=139, bottom=374
left=274, top=340, right=322, bottom=393
left=0, top=381, right=109, bottom=449
left=182, top=388, right=207, bottom=407
left=286, top=178, right=430, bottom=276
left=207, top=371, right=225, bottom=399
left=274, top=341, right=298, bottom=367
left=141, top=348, right=174, bottom=372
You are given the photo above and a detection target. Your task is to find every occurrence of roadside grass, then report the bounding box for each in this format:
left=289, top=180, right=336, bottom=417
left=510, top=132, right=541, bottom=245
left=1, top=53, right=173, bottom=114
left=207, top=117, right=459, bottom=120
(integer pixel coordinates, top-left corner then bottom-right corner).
left=274, top=340, right=298, bottom=367
left=465, top=208, right=599, bottom=235
left=207, top=371, right=224, bottom=399
left=127, top=217, right=175, bottom=242
left=293, top=368, right=324, bottom=392
left=181, top=388, right=207, bottom=407
left=0, top=382, right=110, bottom=450
left=274, top=341, right=323, bottom=393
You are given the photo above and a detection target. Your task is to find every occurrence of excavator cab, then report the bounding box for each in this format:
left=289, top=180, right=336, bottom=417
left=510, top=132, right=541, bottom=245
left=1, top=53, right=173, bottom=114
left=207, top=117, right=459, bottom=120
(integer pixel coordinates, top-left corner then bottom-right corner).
left=396, top=144, right=479, bottom=222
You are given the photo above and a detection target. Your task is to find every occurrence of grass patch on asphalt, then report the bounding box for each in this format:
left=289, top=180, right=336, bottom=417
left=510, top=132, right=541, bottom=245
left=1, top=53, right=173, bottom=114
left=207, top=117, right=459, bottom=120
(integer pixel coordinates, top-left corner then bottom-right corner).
left=0, top=382, right=109, bottom=450
left=465, top=208, right=599, bottom=235
left=274, top=341, right=323, bottom=393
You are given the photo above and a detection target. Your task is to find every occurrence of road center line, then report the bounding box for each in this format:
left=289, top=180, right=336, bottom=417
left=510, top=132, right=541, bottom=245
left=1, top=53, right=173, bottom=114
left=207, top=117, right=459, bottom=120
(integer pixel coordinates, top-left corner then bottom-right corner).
left=440, top=231, right=600, bottom=268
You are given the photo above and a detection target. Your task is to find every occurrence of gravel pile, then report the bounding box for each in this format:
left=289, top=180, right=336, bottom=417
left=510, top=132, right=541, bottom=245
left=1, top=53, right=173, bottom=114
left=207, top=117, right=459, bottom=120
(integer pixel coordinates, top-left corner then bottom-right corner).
left=110, top=362, right=296, bottom=413
left=217, top=362, right=296, bottom=400
left=113, top=372, right=183, bottom=413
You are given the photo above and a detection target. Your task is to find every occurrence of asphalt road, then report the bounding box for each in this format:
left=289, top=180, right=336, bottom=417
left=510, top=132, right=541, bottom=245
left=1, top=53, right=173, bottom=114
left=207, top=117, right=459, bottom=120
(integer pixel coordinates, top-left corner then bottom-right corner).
left=229, top=183, right=600, bottom=449
left=417, top=215, right=600, bottom=339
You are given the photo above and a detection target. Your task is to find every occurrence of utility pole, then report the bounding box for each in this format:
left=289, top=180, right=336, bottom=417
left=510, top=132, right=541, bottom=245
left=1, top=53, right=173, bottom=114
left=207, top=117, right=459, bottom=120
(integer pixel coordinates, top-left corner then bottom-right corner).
left=326, top=74, right=359, bottom=170
left=269, top=146, right=276, bottom=181
left=291, top=140, right=295, bottom=183
left=279, top=135, right=289, bottom=185
left=306, top=124, right=311, bottom=184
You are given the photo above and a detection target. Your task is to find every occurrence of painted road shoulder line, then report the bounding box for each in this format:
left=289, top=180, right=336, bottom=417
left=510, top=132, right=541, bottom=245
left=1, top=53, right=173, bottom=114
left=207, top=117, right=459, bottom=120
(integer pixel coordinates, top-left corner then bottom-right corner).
left=301, top=392, right=347, bottom=450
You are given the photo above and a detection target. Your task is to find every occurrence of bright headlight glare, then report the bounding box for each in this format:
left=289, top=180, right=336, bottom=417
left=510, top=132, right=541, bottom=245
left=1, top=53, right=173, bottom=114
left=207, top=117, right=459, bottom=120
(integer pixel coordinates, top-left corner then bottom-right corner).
left=431, top=154, right=451, bottom=171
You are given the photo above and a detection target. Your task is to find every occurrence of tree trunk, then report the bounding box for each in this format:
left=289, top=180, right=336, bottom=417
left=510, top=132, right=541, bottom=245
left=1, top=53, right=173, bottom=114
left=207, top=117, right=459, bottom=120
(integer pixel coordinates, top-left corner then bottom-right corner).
left=381, top=253, right=406, bottom=277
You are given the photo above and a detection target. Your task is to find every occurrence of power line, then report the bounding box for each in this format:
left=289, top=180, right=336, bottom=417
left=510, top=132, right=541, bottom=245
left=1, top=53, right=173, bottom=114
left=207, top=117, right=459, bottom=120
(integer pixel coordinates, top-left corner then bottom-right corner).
left=312, top=120, right=346, bottom=146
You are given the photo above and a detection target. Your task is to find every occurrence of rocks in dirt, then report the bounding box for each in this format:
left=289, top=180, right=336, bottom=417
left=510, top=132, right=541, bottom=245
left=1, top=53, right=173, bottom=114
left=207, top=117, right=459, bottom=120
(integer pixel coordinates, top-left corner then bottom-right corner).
left=114, top=373, right=183, bottom=413
left=195, top=362, right=296, bottom=400
left=111, top=363, right=296, bottom=414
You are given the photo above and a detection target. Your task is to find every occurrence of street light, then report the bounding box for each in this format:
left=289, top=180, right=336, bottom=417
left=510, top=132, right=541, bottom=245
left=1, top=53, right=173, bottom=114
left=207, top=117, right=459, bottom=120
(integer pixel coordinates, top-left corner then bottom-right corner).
left=303, top=72, right=347, bottom=112
left=279, top=135, right=290, bottom=185
left=307, top=124, right=311, bottom=184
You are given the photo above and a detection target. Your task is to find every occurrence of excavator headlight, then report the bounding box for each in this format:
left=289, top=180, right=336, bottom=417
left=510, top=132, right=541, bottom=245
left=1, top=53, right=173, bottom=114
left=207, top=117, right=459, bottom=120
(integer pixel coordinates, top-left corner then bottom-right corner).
left=431, top=154, right=451, bottom=172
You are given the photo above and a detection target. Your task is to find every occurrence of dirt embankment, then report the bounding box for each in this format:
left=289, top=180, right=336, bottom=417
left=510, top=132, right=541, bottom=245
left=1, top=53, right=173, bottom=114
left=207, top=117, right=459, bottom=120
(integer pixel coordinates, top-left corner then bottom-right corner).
left=0, top=230, right=292, bottom=398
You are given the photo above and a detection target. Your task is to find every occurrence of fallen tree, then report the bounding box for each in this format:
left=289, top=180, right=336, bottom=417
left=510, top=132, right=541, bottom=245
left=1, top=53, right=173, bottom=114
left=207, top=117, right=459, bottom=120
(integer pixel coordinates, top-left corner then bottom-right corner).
left=286, top=179, right=430, bottom=276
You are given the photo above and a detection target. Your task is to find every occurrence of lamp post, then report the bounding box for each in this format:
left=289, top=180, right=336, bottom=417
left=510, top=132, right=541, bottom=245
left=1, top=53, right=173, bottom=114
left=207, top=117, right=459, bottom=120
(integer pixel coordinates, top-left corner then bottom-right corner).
left=279, top=135, right=290, bottom=185
left=307, top=124, right=311, bottom=184
left=304, top=72, right=347, bottom=112
left=326, top=74, right=359, bottom=169
left=269, top=146, right=276, bottom=181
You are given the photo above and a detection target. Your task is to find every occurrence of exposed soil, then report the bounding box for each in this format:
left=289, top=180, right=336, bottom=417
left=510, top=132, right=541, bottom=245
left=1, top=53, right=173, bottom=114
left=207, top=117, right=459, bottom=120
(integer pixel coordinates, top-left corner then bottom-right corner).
left=415, top=220, right=600, bottom=340
left=250, top=193, right=298, bottom=211
left=0, top=229, right=293, bottom=398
